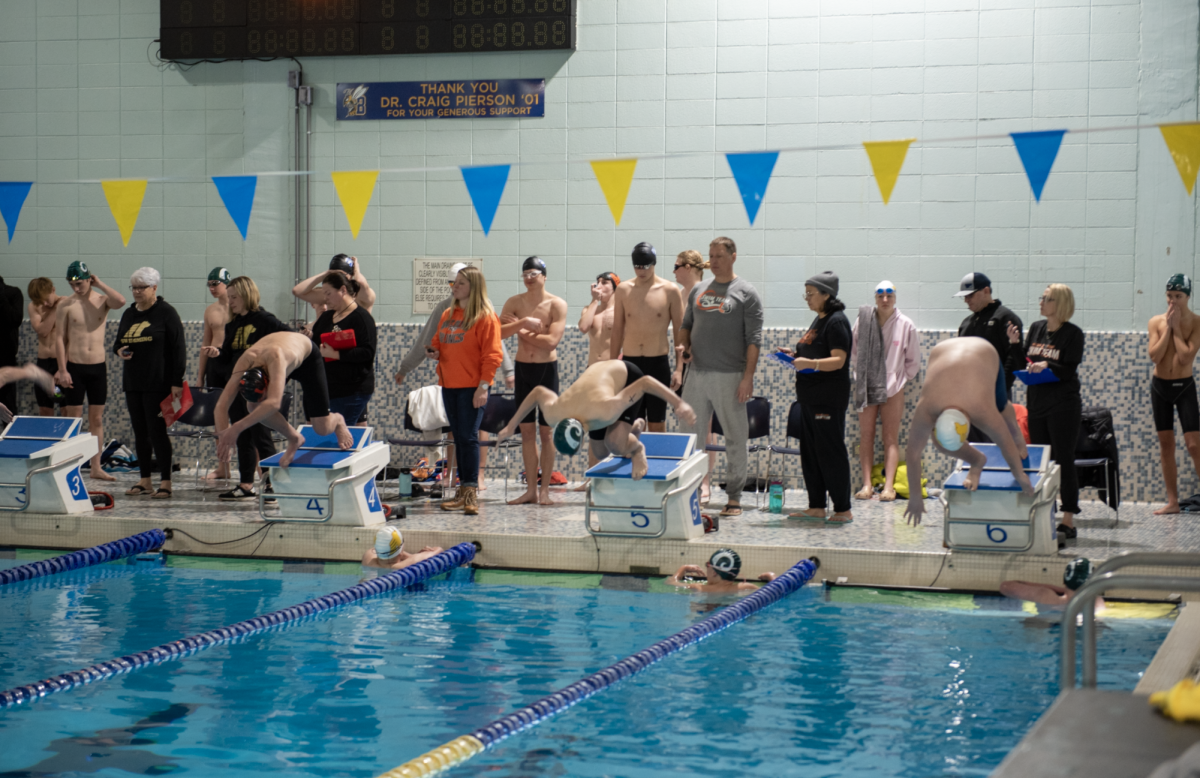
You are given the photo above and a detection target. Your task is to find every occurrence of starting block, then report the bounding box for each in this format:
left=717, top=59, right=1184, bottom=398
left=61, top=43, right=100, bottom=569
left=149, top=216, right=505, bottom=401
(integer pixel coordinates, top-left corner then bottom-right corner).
left=942, top=443, right=1061, bottom=554
left=584, top=432, right=708, bottom=540
left=259, top=425, right=389, bottom=526
left=0, top=417, right=98, bottom=514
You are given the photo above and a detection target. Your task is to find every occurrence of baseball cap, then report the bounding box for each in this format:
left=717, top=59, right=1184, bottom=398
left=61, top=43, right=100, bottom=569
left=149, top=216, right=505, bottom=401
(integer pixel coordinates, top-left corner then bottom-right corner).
left=448, top=262, right=469, bottom=282
left=953, top=272, right=991, bottom=297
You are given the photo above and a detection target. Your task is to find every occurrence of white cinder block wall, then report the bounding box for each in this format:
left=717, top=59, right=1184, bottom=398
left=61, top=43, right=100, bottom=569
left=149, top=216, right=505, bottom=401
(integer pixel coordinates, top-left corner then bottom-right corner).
left=0, top=0, right=1197, bottom=330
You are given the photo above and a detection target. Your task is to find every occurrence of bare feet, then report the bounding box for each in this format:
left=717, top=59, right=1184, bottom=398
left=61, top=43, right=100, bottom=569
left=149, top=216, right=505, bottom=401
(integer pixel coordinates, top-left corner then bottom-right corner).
left=879, top=488, right=897, bottom=502
left=572, top=480, right=590, bottom=492
left=631, top=445, right=648, bottom=480
left=854, top=484, right=874, bottom=500
left=507, top=491, right=539, bottom=506
left=699, top=481, right=711, bottom=505
left=477, top=482, right=488, bottom=492
left=334, top=419, right=353, bottom=450
left=538, top=488, right=554, bottom=505
left=1154, top=503, right=1181, bottom=515
left=963, top=464, right=982, bottom=491
left=90, top=469, right=116, bottom=482
left=280, top=431, right=304, bottom=468
left=205, top=467, right=231, bottom=480
left=789, top=508, right=825, bottom=519
left=828, top=511, right=853, bottom=523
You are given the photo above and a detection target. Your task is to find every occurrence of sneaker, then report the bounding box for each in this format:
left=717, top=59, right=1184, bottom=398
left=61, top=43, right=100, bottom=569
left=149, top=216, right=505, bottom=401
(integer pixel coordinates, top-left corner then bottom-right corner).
left=263, top=480, right=277, bottom=505
left=219, top=485, right=258, bottom=502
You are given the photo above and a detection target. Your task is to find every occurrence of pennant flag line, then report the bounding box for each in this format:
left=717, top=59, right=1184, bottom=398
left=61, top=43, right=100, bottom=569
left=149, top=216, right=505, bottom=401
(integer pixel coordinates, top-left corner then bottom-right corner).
left=863, top=139, right=915, bottom=205
left=460, top=165, right=510, bottom=236
left=0, top=182, right=32, bottom=243
left=1160, top=123, right=1200, bottom=195
left=590, top=159, right=638, bottom=225
left=1011, top=130, right=1067, bottom=202
left=330, top=171, right=379, bottom=239
left=101, top=180, right=148, bottom=247
left=211, top=176, right=258, bottom=239
left=726, top=152, right=779, bottom=224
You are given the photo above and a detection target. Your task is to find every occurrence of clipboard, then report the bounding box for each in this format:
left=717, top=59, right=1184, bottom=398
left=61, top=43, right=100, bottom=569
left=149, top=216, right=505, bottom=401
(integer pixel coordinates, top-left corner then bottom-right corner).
left=161, top=382, right=194, bottom=427
left=769, top=351, right=815, bottom=373
left=320, top=329, right=357, bottom=362
left=1014, top=369, right=1059, bottom=386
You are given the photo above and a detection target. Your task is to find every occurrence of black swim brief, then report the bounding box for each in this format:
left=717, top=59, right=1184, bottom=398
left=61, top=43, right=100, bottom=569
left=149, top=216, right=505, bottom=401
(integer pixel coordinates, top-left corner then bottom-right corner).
left=62, top=361, right=107, bottom=407
left=994, top=361, right=1007, bottom=413
left=34, top=357, right=60, bottom=408
left=622, top=354, right=671, bottom=423
left=515, top=360, right=559, bottom=427
left=1152, top=375, right=1200, bottom=433
left=589, top=361, right=645, bottom=441
left=289, top=340, right=332, bottom=420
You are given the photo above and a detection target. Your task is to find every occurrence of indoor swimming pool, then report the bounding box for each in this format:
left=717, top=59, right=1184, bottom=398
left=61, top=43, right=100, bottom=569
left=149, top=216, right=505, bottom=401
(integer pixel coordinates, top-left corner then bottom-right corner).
left=0, top=556, right=1175, bottom=777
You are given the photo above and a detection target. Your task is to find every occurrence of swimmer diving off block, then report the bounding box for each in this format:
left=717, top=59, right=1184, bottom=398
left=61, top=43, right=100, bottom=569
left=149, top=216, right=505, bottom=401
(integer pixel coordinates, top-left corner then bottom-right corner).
left=903, top=337, right=1032, bottom=525
left=0, top=363, right=59, bottom=424
left=496, top=360, right=696, bottom=483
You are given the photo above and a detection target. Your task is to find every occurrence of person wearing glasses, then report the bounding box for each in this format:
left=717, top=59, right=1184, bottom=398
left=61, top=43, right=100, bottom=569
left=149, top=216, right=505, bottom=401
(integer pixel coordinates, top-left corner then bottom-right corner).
left=53, top=262, right=126, bottom=482
left=609, top=243, right=685, bottom=433
left=850, top=281, right=920, bottom=502
left=954, top=272, right=1023, bottom=441
left=670, top=250, right=717, bottom=504
left=1005, top=284, right=1085, bottom=541
left=112, top=267, right=186, bottom=499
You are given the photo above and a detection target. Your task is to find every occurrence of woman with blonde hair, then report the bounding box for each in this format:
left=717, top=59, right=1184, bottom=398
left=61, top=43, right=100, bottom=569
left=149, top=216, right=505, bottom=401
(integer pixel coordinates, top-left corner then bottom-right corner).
left=428, top=266, right=504, bottom=515
left=670, top=249, right=717, bottom=503
left=1006, top=283, right=1085, bottom=540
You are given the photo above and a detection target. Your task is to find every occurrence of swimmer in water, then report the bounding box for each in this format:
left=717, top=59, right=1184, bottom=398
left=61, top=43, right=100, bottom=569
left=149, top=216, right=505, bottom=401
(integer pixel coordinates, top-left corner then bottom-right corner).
left=999, top=557, right=1103, bottom=611
left=664, top=548, right=776, bottom=593
left=903, top=337, right=1032, bottom=526
left=360, top=526, right=445, bottom=571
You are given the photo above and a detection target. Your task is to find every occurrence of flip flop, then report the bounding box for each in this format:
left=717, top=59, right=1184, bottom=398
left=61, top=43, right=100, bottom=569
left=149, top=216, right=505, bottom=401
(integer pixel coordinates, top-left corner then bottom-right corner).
left=788, top=510, right=825, bottom=522
left=124, top=484, right=152, bottom=496
left=719, top=504, right=742, bottom=517
left=152, top=488, right=173, bottom=500
left=826, top=513, right=853, bottom=525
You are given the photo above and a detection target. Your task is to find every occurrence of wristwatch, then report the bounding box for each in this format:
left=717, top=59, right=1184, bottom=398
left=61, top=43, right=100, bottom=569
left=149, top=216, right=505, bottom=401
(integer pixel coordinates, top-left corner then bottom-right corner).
left=478, top=381, right=489, bottom=390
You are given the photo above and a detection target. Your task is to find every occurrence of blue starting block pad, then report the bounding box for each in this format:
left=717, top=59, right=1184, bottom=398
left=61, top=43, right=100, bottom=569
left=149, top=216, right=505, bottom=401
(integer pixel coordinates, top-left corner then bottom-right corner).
left=943, top=442, right=1059, bottom=554
left=0, top=416, right=97, bottom=514
left=944, top=469, right=1045, bottom=492
left=585, top=432, right=709, bottom=540
left=958, top=442, right=1046, bottom=472
left=259, top=425, right=389, bottom=526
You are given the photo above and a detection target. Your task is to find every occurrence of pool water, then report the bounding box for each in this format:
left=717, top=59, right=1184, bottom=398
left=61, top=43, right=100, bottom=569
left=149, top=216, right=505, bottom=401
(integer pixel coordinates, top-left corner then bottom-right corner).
left=0, top=558, right=1175, bottom=778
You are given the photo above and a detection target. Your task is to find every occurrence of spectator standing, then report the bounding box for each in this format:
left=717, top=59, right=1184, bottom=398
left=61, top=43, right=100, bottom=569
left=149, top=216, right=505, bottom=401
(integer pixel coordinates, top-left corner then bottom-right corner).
left=311, top=272, right=377, bottom=426
left=112, top=267, right=185, bottom=499
left=955, top=272, right=1022, bottom=441
left=0, top=276, right=23, bottom=416
left=671, top=249, right=717, bottom=503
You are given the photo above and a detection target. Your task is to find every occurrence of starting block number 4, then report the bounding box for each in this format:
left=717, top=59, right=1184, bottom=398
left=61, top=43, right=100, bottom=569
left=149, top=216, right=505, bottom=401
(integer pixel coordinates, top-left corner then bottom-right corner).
left=306, top=498, right=325, bottom=515
left=363, top=480, right=382, bottom=513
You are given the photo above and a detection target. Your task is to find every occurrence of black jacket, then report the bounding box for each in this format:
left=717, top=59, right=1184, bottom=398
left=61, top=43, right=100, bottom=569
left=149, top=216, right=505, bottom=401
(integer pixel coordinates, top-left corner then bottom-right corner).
left=112, top=297, right=187, bottom=393
left=0, top=278, right=23, bottom=366
left=213, top=309, right=292, bottom=376
left=958, top=299, right=1023, bottom=396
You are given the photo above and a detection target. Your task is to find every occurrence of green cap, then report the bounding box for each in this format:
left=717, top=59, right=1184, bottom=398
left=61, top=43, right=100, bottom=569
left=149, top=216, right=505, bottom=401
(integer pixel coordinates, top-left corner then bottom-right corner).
left=1063, top=557, right=1092, bottom=591
left=1167, top=273, right=1192, bottom=296
left=66, top=261, right=90, bottom=282
left=208, top=267, right=231, bottom=284
left=553, top=418, right=584, bottom=456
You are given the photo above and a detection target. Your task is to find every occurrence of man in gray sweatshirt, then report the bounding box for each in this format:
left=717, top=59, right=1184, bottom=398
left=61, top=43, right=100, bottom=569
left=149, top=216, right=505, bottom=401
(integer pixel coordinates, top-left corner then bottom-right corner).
left=676, top=237, right=763, bottom=516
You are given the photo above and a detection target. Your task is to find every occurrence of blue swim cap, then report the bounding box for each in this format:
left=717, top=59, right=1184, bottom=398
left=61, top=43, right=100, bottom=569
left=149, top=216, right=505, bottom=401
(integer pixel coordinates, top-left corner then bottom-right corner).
left=553, top=419, right=584, bottom=455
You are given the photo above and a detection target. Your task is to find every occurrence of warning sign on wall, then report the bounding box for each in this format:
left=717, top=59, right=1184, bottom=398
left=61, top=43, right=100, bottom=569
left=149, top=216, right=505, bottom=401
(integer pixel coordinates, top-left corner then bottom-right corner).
left=413, top=258, right=483, bottom=315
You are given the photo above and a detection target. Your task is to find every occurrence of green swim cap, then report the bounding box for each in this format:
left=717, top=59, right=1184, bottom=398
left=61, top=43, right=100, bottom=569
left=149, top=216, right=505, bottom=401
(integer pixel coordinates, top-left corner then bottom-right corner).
left=66, top=261, right=90, bottom=282
left=1063, top=557, right=1092, bottom=591
left=553, top=419, right=584, bottom=456
left=1167, top=273, right=1192, bottom=296
left=208, top=267, right=231, bottom=284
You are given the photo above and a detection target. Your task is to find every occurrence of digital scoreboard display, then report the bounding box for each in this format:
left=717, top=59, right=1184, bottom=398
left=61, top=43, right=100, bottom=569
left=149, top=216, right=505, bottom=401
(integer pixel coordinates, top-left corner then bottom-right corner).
left=159, top=0, right=576, bottom=59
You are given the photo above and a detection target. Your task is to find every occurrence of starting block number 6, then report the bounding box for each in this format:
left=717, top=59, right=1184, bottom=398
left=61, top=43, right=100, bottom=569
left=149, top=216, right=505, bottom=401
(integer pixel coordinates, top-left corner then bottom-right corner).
left=986, top=524, right=1008, bottom=543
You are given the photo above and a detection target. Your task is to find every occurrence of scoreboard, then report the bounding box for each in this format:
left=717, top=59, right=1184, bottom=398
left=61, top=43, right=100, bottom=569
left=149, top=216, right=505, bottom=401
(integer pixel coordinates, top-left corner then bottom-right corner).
left=159, top=0, right=576, bottom=59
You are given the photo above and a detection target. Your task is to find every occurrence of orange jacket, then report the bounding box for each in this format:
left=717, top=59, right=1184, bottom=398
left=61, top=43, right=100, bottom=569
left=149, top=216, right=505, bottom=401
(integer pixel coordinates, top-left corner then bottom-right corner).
left=430, top=306, right=504, bottom=388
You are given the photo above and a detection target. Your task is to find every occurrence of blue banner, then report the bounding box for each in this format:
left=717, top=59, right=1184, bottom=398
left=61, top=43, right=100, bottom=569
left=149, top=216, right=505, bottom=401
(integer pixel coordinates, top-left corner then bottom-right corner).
left=337, top=79, right=544, bottom=121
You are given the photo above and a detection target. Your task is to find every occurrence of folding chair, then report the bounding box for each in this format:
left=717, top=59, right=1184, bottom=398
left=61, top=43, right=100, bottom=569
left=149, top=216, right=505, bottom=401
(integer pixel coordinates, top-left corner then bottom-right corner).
left=706, top=396, right=771, bottom=508
left=478, top=393, right=521, bottom=500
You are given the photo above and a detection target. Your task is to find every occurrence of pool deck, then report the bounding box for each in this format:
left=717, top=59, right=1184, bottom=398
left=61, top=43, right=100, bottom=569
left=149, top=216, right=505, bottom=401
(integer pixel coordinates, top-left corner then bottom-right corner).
left=4, top=470, right=1200, bottom=593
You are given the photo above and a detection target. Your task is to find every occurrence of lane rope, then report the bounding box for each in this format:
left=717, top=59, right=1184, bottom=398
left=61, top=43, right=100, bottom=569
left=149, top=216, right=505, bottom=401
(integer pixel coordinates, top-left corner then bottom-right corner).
left=0, top=542, right=477, bottom=709
left=0, top=530, right=166, bottom=587
left=377, top=556, right=820, bottom=778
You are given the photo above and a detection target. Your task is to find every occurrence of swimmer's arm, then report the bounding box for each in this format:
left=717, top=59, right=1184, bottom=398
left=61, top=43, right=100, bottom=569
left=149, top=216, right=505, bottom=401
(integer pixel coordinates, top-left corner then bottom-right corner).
left=291, top=271, right=327, bottom=305
left=668, top=284, right=684, bottom=362
left=213, top=356, right=251, bottom=433
left=53, top=303, right=71, bottom=377
left=386, top=547, right=443, bottom=570
left=498, top=299, right=526, bottom=339
left=579, top=300, right=597, bottom=334
left=1148, top=316, right=1171, bottom=364
left=28, top=302, right=55, bottom=338
left=91, top=276, right=126, bottom=310
left=664, top=565, right=705, bottom=588
left=351, top=265, right=376, bottom=311
left=903, top=411, right=935, bottom=524
left=497, top=386, right=555, bottom=440
left=1174, top=322, right=1200, bottom=367
left=608, top=286, right=626, bottom=360
left=520, top=298, right=568, bottom=350
left=626, top=375, right=696, bottom=425
left=999, top=581, right=1070, bottom=607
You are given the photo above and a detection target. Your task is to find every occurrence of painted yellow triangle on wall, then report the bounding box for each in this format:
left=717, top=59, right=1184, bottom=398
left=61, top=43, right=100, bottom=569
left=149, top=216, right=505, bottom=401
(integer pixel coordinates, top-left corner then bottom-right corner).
left=862, top=139, right=915, bottom=205
left=1160, top=123, right=1200, bottom=195
left=100, top=180, right=148, bottom=247
left=590, top=159, right=638, bottom=225
left=331, top=170, right=379, bottom=239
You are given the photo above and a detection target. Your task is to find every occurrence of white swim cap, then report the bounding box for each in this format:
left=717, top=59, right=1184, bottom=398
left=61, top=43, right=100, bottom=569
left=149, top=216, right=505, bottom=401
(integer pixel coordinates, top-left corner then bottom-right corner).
left=374, top=526, right=404, bottom=560
left=934, top=409, right=970, bottom=451
left=875, top=279, right=896, bottom=295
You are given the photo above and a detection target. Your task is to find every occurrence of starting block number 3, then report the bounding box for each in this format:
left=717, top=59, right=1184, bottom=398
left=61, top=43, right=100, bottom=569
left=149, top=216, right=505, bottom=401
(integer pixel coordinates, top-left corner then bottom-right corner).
left=68, top=468, right=88, bottom=501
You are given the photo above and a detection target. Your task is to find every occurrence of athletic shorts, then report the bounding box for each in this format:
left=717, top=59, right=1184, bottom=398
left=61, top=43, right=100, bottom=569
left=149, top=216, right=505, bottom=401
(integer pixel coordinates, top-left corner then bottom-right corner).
left=206, top=363, right=231, bottom=390
left=515, top=360, right=559, bottom=427
left=62, top=361, right=107, bottom=407
left=622, top=354, right=671, bottom=423
left=590, top=361, right=645, bottom=441
left=994, top=362, right=1007, bottom=413
left=34, top=357, right=60, bottom=408
left=1152, top=376, right=1200, bottom=433
left=289, top=341, right=332, bottom=420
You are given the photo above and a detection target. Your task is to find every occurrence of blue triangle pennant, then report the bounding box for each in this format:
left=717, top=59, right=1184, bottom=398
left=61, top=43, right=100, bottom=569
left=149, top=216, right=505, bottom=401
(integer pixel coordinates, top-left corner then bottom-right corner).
left=1010, top=130, right=1066, bottom=202
left=0, top=182, right=33, bottom=243
left=211, top=175, right=258, bottom=239
left=460, top=165, right=510, bottom=236
left=726, top=151, right=779, bottom=224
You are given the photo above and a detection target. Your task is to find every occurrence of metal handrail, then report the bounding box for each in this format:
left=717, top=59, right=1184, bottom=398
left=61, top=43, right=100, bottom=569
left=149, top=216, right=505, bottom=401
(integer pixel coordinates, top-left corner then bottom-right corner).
left=1092, top=552, right=1200, bottom=578
left=0, top=455, right=85, bottom=513
left=585, top=472, right=704, bottom=539
left=1061, top=570, right=1200, bottom=689
left=257, top=467, right=380, bottom=523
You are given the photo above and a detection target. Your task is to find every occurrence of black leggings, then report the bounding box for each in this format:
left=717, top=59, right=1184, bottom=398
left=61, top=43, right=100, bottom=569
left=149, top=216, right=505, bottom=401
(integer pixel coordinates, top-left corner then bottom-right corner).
left=230, top=393, right=276, bottom=485
left=1028, top=400, right=1081, bottom=515
left=126, top=391, right=173, bottom=482
left=798, top=402, right=852, bottom=513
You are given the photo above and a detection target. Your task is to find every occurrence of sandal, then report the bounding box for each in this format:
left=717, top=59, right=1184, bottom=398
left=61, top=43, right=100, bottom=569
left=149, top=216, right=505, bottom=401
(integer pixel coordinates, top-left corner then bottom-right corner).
left=788, top=509, right=826, bottom=521
left=124, top=484, right=152, bottom=496
left=854, top=485, right=874, bottom=500
left=152, top=488, right=173, bottom=500
left=719, top=503, right=742, bottom=517
left=826, top=512, right=853, bottom=524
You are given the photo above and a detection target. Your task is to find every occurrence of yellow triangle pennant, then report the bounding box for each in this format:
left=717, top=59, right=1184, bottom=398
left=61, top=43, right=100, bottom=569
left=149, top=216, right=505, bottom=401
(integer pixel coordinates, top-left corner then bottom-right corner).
left=862, top=139, right=915, bottom=205
left=100, top=180, right=148, bottom=247
left=1160, top=123, right=1200, bottom=195
left=331, top=170, right=380, bottom=239
left=590, top=158, right=638, bottom=225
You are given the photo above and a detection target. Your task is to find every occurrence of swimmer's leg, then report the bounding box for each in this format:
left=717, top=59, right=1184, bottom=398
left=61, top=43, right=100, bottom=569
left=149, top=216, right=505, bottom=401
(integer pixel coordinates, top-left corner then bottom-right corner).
left=1156, top=429, right=1182, bottom=514
left=606, top=419, right=648, bottom=480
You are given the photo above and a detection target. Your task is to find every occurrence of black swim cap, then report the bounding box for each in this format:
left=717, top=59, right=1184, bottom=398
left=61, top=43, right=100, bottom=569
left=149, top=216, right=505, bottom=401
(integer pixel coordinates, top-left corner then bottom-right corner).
left=1063, top=557, right=1092, bottom=591
left=239, top=368, right=269, bottom=404
left=596, top=271, right=621, bottom=288
left=709, top=548, right=741, bottom=581
left=631, top=242, right=657, bottom=267
left=329, top=254, right=355, bottom=274
left=522, top=256, right=547, bottom=276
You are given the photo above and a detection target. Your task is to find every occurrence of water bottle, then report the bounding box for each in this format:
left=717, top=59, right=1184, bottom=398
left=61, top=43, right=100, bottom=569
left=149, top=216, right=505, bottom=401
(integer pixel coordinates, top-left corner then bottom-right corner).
left=768, top=481, right=783, bottom=513
left=399, top=467, right=412, bottom=498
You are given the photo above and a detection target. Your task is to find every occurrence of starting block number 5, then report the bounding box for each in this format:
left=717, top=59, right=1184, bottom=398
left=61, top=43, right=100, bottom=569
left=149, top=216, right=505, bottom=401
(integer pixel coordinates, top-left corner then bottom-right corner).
left=630, top=512, right=649, bottom=529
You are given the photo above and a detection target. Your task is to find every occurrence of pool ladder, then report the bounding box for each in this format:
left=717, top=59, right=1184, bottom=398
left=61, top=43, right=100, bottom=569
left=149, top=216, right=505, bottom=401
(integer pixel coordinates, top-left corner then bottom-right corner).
left=1060, top=552, right=1200, bottom=689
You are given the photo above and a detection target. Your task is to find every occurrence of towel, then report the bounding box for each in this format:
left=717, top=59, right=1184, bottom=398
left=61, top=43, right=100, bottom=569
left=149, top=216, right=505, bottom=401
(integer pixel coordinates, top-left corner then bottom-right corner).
left=407, top=385, right=449, bottom=431
left=853, top=305, right=888, bottom=411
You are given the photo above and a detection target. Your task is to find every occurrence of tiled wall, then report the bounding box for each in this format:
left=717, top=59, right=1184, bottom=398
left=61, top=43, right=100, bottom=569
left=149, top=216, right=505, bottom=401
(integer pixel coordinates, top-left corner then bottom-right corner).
left=14, top=320, right=1191, bottom=504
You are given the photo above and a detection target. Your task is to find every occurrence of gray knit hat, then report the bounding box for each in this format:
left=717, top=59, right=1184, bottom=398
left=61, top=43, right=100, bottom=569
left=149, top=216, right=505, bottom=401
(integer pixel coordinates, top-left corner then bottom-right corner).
left=805, top=271, right=839, bottom=297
